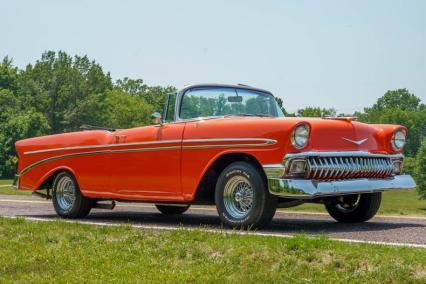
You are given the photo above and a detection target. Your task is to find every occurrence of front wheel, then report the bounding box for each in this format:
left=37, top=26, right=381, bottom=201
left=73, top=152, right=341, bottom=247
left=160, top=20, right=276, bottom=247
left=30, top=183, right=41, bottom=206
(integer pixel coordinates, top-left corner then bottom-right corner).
left=325, top=192, right=382, bottom=223
left=52, top=171, right=93, bottom=218
left=215, top=162, right=277, bottom=229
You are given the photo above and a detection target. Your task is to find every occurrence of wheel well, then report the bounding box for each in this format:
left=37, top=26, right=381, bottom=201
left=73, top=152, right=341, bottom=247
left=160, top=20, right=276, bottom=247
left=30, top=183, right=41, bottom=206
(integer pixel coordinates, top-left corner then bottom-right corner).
left=38, top=169, right=72, bottom=191
left=193, top=153, right=266, bottom=204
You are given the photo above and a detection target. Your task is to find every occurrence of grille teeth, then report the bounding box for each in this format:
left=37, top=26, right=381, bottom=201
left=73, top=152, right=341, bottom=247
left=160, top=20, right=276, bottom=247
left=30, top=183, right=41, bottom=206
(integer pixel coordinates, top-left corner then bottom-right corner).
left=306, top=156, right=394, bottom=180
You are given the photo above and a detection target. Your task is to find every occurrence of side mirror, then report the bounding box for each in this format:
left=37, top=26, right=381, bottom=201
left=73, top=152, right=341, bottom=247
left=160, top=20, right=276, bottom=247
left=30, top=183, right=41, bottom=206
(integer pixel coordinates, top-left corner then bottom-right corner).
left=151, top=112, right=162, bottom=125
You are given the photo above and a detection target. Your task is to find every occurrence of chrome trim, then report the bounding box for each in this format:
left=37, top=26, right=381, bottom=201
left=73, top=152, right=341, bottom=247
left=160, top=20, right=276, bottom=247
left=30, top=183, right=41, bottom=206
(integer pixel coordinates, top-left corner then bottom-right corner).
left=268, top=175, right=416, bottom=198
left=13, top=174, right=20, bottom=190
left=20, top=146, right=181, bottom=176
left=175, top=84, right=276, bottom=122
left=290, top=124, right=310, bottom=149
left=280, top=151, right=402, bottom=180
left=24, top=138, right=276, bottom=155
left=19, top=138, right=277, bottom=178
left=284, top=151, right=403, bottom=159
left=322, top=116, right=357, bottom=122
left=24, top=139, right=183, bottom=155
left=263, top=164, right=285, bottom=179
left=341, top=137, right=368, bottom=145
left=391, top=129, right=407, bottom=151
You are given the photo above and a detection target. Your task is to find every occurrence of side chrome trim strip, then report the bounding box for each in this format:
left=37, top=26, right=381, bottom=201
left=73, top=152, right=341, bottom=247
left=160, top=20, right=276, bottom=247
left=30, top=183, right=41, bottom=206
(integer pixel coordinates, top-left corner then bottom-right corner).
left=24, top=138, right=276, bottom=155
left=20, top=146, right=182, bottom=176
left=24, top=139, right=183, bottom=155
left=18, top=138, right=277, bottom=178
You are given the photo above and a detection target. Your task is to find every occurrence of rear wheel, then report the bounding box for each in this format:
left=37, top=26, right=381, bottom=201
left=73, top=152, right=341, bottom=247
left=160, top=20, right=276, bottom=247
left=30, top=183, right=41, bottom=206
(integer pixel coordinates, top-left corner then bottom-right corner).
left=52, top=171, right=93, bottom=218
left=155, top=204, right=190, bottom=215
left=215, top=161, right=277, bottom=229
left=325, top=192, right=381, bottom=223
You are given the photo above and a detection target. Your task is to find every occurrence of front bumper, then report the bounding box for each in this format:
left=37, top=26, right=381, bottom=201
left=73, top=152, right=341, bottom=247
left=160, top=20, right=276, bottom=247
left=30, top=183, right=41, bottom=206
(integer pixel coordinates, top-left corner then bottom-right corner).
left=267, top=175, right=416, bottom=198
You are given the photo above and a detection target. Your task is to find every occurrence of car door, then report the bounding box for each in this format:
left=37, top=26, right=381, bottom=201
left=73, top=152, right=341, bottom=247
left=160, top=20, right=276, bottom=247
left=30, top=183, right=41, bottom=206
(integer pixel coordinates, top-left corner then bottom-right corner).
left=108, top=93, right=185, bottom=201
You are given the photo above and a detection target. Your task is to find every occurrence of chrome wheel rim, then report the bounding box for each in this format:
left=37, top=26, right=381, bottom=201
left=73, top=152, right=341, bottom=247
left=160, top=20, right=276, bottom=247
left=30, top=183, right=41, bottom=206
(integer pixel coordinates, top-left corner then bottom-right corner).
left=55, top=176, right=76, bottom=211
left=335, top=194, right=361, bottom=213
left=223, top=176, right=254, bottom=219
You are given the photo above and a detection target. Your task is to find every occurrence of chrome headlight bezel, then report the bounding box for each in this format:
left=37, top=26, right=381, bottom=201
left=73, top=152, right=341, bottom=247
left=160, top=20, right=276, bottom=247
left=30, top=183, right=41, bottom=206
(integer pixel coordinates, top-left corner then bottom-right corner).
left=291, top=124, right=310, bottom=149
left=391, top=129, right=407, bottom=151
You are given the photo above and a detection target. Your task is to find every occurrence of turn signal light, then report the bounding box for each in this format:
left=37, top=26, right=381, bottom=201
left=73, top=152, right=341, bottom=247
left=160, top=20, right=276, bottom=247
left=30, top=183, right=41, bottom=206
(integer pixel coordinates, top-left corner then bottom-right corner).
left=288, top=159, right=307, bottom=175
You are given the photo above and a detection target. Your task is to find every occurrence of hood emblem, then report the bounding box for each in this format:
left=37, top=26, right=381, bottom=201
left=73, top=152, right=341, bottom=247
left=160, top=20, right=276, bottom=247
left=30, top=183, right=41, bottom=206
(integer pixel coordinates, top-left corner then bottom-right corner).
left=342, top=137, right=368, bottom=145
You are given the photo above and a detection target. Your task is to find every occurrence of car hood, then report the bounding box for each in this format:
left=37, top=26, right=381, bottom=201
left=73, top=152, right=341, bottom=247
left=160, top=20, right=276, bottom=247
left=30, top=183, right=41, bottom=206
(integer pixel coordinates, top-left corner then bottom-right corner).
left=194, top=116, right=404, bottom=154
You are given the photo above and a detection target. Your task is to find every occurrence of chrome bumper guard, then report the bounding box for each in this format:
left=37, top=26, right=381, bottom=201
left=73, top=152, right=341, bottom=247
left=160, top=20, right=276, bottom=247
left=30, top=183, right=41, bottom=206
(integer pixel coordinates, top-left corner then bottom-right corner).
left=266, top=175, right=416, bottom=198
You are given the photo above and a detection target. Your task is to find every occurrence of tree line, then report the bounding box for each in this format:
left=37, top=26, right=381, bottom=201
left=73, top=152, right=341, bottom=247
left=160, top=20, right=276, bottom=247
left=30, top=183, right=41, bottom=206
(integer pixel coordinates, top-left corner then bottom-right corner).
left=0, top=51, right=425, bottom=198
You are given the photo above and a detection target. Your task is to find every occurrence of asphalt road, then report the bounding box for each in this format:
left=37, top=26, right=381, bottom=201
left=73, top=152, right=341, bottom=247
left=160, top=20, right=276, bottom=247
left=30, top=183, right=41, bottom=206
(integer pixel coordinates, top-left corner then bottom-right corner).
left=1, top=194, right=426, bottom=247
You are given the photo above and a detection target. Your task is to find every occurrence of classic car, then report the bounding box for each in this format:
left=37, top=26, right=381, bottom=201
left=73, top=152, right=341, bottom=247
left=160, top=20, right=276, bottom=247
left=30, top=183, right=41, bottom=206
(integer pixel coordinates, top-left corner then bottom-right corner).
left=13, top=83, right=416, bottom=228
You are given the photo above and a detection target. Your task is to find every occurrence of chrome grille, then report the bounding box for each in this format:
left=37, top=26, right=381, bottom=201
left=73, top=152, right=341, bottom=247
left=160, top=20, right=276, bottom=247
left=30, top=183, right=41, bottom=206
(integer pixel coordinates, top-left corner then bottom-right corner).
left=305, top=156, right=394, bottom=180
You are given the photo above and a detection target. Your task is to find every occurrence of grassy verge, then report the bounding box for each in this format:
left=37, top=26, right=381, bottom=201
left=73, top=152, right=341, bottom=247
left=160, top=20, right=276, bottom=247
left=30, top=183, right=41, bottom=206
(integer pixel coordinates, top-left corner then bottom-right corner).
left=0, top=179, right=30, bottom=196
left=0, top=217, right=425, bottom=283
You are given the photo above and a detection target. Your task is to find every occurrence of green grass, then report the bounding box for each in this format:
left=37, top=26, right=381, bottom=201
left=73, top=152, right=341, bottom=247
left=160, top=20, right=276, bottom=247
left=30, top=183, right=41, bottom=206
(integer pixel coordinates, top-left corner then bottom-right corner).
left=0, top=217, right=425, bottom=283
left=0, top=179, right=31, bottom=196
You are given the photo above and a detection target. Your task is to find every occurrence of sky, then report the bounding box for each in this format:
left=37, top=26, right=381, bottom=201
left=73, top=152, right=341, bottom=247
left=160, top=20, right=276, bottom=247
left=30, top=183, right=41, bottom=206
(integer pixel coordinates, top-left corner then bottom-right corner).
left=1, top=0, right=425, bottom=113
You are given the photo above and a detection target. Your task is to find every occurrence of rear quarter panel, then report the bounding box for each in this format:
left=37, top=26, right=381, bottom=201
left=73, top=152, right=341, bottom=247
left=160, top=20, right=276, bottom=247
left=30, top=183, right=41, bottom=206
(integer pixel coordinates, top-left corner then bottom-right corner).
left=15, top=131, right=113, bottom=191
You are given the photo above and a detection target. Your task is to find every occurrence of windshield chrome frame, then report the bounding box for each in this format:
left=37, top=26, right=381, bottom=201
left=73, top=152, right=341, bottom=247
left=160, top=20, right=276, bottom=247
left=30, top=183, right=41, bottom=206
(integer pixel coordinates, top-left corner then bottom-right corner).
left=174, top=85, right=282, bottom=122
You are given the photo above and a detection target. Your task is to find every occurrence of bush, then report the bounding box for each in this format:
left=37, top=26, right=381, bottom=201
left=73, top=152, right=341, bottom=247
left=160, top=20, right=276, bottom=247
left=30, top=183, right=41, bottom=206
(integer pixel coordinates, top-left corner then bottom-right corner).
left=403, top=157, right=416, bottom=176
left=414, top=136, right=426, bottom=199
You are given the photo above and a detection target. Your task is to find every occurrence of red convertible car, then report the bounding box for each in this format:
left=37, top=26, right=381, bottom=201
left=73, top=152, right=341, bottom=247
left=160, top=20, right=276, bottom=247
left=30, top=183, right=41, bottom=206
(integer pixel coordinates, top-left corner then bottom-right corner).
left=14, top=84, right=416, bottom=228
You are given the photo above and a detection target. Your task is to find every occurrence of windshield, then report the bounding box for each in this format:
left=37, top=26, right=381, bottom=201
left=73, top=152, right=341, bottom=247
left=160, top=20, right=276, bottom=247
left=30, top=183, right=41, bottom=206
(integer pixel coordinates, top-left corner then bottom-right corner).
left=180, top=87, right=285, bottom=119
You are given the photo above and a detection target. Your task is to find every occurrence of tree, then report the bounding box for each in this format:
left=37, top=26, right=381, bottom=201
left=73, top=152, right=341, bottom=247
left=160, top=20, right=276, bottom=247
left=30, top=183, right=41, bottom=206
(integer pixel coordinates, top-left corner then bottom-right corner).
left=297, top=107, right=336, bottom=117
left=0, top=110, right=50, bottom=177
left=414, top=137, right=426, bottom=199
left=366, top=88, right=423, bottom=113
left=0, top=51, right=176, bottom=177
left=17, top=51, right=113, bottom=133
left=0, top=56, right=18, bottom=91
left=358, top=89, right=426, bottom=157
left=97, top=89, right=154, bottom=129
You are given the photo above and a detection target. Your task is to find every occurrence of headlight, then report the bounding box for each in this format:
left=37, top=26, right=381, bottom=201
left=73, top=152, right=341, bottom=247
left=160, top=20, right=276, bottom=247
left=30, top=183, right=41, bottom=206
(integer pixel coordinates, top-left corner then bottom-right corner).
left=291, top=124, right=310, bottom=149
left=391, top=129, right=406, bottom=151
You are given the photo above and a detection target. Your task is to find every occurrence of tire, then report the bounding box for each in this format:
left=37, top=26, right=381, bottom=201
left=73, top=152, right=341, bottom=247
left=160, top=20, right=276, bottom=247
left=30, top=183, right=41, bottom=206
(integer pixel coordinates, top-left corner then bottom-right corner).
left=52, top=171, right=93, bottom=218
left=215, top=161, right=277, bottom=229
left=325, top=192, right=382, bottom=223
left=155, top=204, right=190, bottom=215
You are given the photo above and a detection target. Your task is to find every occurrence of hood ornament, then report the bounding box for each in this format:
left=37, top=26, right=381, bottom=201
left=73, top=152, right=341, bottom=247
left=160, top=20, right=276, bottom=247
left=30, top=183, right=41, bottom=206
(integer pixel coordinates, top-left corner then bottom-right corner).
left=342, top=137, right=368, bottom=145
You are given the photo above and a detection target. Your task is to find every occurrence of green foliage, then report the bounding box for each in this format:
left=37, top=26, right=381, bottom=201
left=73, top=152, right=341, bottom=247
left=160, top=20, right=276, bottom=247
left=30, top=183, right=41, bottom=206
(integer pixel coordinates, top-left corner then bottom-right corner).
left=415, top=137, right=426, bottom=199
left=0, top=51, right=174, bottom=177
left=403, top=157, right=416, bottom=176
left=17, top=51, right=113, bottom=133
left=98, top=89, right=154, bottom=129
left=0, top=110, right=50, bottom=176
left=358, top=89, right=426, bottom=157
left=367, top=88, right=424, bottom=113
left=297, top=107, right=336, bottom=117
